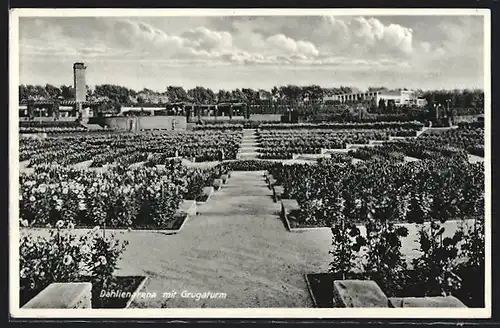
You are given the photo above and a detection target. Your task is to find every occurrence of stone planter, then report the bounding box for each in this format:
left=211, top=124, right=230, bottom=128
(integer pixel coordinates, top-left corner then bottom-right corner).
left=22, top=282, right=92, bottom=309
left=333, top=280, right=388, bottom=308
left=388, top=296, right=467, bottom=308
left=273, top=185, right=284, bottom=202
left=213, top=179, right=223, bottom=190
left=180, top=200, right=197, bottom=217
left=197, top=186, right=215, bottom=203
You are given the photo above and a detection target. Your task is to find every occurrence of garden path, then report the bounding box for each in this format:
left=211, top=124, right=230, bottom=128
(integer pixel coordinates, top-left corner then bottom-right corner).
left=123, top=170, right=331, bottom=308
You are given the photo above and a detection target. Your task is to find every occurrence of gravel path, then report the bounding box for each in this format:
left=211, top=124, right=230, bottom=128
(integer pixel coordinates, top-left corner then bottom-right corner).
left=125, top=171, right=330, bottom=308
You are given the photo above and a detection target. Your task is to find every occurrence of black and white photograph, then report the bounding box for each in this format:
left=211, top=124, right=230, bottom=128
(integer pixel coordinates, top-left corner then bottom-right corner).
left=9, top=9, right=491, bottom=318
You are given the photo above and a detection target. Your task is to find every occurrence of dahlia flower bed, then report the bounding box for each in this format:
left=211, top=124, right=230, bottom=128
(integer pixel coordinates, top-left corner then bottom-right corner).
left=19, top=219, right=131, bottom=308
left=348, top=147, right=405, bottom=163
left=221, top=160, right=279, bottom=171
left=27, top=147, right=109, bottom=167
left=20, top=126, right=89, bottom=134
left=19, top=165, right=185, bottom=229
left=259, top=121, right=424, bottom=130
left=193, top=124, right=243, bottom=131
left=418, top=128, right=484, bottom=157
left=375, top=140, right=472, bottom=161
left=256, top=129, right=416, bottom=159
left=270, top=157, right=484, bottom=227
left=20, top=130, right=242, bottom=166
left=19, top=121, right=88, bottom=134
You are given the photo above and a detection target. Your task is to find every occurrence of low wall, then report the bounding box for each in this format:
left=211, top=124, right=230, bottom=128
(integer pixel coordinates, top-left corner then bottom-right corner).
left=454, top=115, right=480, bottom=124
left=103, top=116, right=187, bottom=131
left=199, top=114, right=282, bottom=122
left=22, top=282, right=92, bottom=309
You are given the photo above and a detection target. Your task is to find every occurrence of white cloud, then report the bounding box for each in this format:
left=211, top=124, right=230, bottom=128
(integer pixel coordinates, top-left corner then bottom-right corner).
left=18, top=15, right=484, bottom=90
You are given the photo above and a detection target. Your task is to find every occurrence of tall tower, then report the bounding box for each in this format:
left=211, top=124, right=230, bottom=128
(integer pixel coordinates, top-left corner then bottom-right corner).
left=73, top=62, right=87, bottom=102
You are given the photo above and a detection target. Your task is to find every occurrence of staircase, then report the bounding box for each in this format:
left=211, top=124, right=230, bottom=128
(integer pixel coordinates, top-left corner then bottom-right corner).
left=237, top=129, right=259, bottom=159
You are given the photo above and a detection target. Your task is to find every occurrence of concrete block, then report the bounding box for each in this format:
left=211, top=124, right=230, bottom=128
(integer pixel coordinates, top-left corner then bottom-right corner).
left=213, top=178, right=222, bottom=190
left=22, top=282, right=92, bottom=309
left=273, top=185, right=285, bottom=202
left=202, top=186, right=214, bottom=197
left=281, top=199, right=300, bottom=221
left=389, top=296, right=468, bottom=308
left=333, top=280, right=388, bottom=308
left=179, top=200, right=197, bottom=216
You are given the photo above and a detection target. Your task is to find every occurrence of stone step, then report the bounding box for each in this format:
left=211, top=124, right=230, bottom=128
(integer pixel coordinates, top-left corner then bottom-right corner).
left=240, top=147, right=258, bottom=152
left=322, top=148, right=350, bottom=154
left=237, top=153, right=259, bottom=159
left=347, top=144, right=374, bottom=149
left=237, top=151, right=259, bottom=156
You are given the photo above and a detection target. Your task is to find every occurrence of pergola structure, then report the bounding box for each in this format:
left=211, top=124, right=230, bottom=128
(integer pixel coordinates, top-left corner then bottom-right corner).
left=164, top=101, right=249, bottom=120
left=19, top=99, right=104, bottom=120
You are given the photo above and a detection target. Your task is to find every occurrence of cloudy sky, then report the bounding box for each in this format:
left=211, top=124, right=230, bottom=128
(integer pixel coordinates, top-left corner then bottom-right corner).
left=18, top=14, right=485, bottom=92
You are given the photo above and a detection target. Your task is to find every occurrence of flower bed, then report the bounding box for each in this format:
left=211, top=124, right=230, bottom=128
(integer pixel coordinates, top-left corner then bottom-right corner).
left=305, top=267, right=484, bottom=308
left=20, top=130, right=243, bottom=166
left=20, top=165, right=185, bottom=229
left=256, top=128, right=418, bottom=159
left=19, top=221, right=129, bottom=307
left=268, top=158, right=484, bottom=227
left=223, top=160, right=279, bottom=171
left=259, top=121, right=424, bottom=130
left=348, top=147, right=405, bottom=163
left=193, top=124, right=243, bottom=131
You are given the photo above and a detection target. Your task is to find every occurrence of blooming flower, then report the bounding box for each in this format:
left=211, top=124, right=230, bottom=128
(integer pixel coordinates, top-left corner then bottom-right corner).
left=20, top=219, right=29, bottom=227
left=20, top=268, right=28, bottom=279
left=99, top=256, right=107, bottom=266
left=80, top=245, right=90, bottom=255
left=62, top=254, right=73, bottom=265
left=78, top=201, right=87, bottom=211
left=55, top=220, right=65, bottom=228
left=67, top=222, right=75, bottom=230
left=29, top=195, right=36, bottom=202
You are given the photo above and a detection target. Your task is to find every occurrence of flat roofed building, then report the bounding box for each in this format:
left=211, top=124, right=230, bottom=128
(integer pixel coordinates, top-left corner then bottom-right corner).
left=324, top=89, right=426, bottom=107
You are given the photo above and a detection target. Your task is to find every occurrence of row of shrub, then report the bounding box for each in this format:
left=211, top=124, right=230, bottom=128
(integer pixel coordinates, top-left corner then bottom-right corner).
left=19, top=161, right=231, bottom=229
left=259, top=121, right=425, bottom=130
left=270, top=157, right=484, bottom=226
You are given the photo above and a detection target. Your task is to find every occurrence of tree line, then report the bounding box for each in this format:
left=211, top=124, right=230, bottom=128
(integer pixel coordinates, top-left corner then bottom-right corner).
left=19, top=84, right=484, bottom=110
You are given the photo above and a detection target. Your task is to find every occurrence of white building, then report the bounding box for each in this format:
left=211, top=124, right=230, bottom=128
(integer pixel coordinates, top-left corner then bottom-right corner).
left=324, top=89, right=427, bottom=107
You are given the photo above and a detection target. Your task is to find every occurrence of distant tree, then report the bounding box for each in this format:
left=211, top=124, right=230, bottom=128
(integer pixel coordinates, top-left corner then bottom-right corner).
left=303, top=85, right=324, bottom=104
left=258, top=89, right=272, bottom=100
left=231, top=89, right=248, bottom=103
left=44, top=84, right=61, bottom=100
left=19, top=85, right=28, bottom=101
left=188, top=86, right=216, bottom=105
left=241, top=88, right=259, bottom=104
left=60, top=85, right=74, bottom=100
left=166, top=86, right=188, bottom=102
left=217, top=90, right=232, bottom=103
left=378, top=98, right=386, bottom=112
left=387, top=100, right=395, bottom=113
left=279, top=85, right=303, bottom=105
left=271, top=86, right=280, bottom=100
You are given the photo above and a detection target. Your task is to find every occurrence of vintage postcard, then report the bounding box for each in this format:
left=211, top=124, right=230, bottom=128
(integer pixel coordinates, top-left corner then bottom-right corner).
left=9, top=8, right=491, bottom=319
